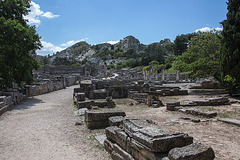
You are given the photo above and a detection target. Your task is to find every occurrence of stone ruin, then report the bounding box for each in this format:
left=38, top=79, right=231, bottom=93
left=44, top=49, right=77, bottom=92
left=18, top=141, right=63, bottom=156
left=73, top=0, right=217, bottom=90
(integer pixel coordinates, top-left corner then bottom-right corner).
left=104, top=118, right=215, bottom=160
left=85, top=110, right=126, bottom=129
left=73, top=76, right=189, bottom=108
left=73, top=85, right=116, bottom=109
left=166, top=97, right=230, bottom=118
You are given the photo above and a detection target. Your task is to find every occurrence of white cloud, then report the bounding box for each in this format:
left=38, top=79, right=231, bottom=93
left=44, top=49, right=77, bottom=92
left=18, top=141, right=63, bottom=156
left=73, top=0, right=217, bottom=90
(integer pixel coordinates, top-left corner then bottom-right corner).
left=195, top=27, right=223, bottom=32
left=37, top=40, right=65, bottom=56
left=60, top=38, right=89, bottom=47
left=214, top=27, right=223, bottom=31
left=106, top=40, right=120, bottom=45
left=24, top=1, right=59, bottom=26
left=42, top=12, right=60, bottom=19
left=36, top=38, right=88, bottom=56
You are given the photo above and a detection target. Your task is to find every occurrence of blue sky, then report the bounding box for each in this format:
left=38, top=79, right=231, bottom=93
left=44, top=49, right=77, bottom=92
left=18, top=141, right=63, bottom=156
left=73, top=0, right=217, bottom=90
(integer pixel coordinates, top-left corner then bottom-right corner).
left=25, top=0, right=228, bottom=56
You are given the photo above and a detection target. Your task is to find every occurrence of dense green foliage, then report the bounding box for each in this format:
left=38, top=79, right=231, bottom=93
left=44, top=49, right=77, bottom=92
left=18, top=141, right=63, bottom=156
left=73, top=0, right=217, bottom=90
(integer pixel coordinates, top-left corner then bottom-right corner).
left=220, top=0, right=240, bottom=95
left=0, top=0, right=42, bottom=88
left=173, top=31, right=221, bottom=79
left=174, top=33, right=196, bottom=56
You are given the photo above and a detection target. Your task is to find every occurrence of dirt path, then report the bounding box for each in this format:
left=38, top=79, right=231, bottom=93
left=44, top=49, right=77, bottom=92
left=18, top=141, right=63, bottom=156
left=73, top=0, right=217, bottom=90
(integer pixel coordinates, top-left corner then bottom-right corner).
left=0, top=86, right=110, bottom=160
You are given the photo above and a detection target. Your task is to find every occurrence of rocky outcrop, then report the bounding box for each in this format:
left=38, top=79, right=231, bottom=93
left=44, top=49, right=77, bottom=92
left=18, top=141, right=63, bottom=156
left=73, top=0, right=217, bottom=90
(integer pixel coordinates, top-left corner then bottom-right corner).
left=114, top=36, right=143, bottom=52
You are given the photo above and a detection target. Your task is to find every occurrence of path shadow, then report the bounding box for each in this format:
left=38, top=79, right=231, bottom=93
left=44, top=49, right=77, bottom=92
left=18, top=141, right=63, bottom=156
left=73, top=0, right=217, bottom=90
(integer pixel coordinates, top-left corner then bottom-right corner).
left=12, top=97, right=45, bottom=111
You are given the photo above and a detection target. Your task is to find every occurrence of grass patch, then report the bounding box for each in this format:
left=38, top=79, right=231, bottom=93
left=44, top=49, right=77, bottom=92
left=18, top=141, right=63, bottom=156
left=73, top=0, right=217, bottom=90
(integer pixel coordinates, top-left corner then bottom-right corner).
left=73, top=104, right=78, bottom=109
left=88, top=134, right=96, bottom=141
left=95, top=144, right=105, bottom=150
left=207, top=107, right=215, bottom=111
left=88, top=134, right=105, bottom=150
left=218, top=112, right=231, bottom=118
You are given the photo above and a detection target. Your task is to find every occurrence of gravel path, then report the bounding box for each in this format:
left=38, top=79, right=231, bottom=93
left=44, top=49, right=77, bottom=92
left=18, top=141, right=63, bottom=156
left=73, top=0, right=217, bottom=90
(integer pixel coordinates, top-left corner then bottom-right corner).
left=0, top=86, right=110, bottom=160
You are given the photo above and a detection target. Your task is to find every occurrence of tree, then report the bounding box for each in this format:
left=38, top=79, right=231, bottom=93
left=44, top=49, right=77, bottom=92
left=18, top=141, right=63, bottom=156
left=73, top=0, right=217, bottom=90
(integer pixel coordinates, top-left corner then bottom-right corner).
left=173, top=31, right=221, bottom=79
left=124, top=58, right=137, bottom=68
left=140, top=43, right=165, bottom=65
left=220, top=0, right=240, bottom=95
left=174, top=33, right=196, bottom=56
left=0, top=0, right=41, bottom=88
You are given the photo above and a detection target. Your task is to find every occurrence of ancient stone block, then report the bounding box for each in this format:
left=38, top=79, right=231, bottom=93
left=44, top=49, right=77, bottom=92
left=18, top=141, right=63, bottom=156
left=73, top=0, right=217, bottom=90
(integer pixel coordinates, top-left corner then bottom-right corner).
left=112, top=143, right=135, bottom=160
left=85, top=110, right=126, bottom=122
left=104, top=138, right=114, bottom=154
left=85, top=110, right=126, bottom=129
left=109, top=116, right=125, bottom=127
left=76, top=93, right=85, bottom=101
left=86, top=121, right=109, bottom=129
left=105, top=126, right=122, bottom=142
left=122, top=119, right=157, bottom=136
left=166, top=102, right=180, bottom=111
left=77, top=100, right=92, bottom=109
left=132, top=128, right=193, bottom=153
left=131, top=140, right=168, bottom=160
left=92, top=89, right=107, bottom=99
left=92, top=101, right=108, bottom=108
left=168, top=142, right=215, bottom=160
left=184, top=108, right=217, bottom=118
left=115, top=130, right=128, bottom=150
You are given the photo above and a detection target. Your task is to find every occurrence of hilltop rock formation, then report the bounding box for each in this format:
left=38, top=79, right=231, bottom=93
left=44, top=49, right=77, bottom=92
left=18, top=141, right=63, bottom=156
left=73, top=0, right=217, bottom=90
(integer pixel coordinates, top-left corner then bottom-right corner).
left=113, top=35, right=143, bottom=52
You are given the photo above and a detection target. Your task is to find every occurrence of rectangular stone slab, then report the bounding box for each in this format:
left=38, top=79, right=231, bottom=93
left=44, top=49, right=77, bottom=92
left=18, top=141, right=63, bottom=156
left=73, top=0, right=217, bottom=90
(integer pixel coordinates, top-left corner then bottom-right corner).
left=112, top=143, right=135, bottom=160
left=105, top=126, right=121, bottom=142
left=132, top=128, right=193, bottom=153
left=104, top=138, right=114, bottom=154
left=131, top=140, right=168, bottom=160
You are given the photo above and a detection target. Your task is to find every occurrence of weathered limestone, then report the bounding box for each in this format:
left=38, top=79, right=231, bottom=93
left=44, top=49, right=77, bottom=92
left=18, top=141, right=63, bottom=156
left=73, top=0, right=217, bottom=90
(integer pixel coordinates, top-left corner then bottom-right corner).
left=193, top=97, right=229, bottom=106
left=166, top=102, right=180, bottom=111
left=77, top=100, right=92, bottom=109
left=76, top=93, right=85, bottom=101
left=128, top=91, right=147, bottom=104
left=132, top=128, right=193, bottom=153
left=104, top=119, right=213, bottom=160
left=218, top=118, right=240, bottom=127
left=168, top=142, right=215, bottom=160
left=109, top=116, right=125, bottom=127
left=85, top=110, right=126, bottom=129
left=178, top=108, right=217, bottom=118
left=92, top=97, right=116, bottom=108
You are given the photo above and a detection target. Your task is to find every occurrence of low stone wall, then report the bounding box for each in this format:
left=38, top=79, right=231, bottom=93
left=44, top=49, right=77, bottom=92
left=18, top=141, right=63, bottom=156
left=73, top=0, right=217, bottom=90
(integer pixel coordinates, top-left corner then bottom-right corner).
left=192, top=97, right=230, bottom=106
left=26, top=80, right=65, bottom=96
left=104, top=119, right=215, bottom=160
left=0, top=93, right=23, bottom=116
left=128, top=91, right=148, bottom=103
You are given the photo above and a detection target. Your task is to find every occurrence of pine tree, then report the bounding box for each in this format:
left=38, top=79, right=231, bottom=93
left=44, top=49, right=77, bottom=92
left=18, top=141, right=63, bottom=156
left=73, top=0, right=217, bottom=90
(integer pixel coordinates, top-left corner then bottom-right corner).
left=220, top=0, right=240, bottom=95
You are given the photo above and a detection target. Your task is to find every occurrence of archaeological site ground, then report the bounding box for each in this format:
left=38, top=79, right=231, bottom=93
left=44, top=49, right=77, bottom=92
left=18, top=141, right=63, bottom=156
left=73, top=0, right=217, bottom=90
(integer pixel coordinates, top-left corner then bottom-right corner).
left=1, top=65, right=240, bottom=160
